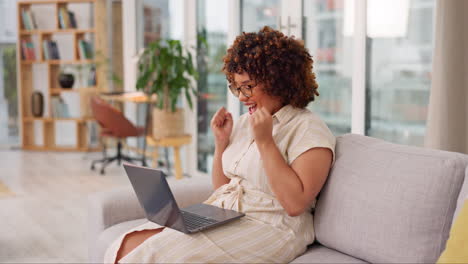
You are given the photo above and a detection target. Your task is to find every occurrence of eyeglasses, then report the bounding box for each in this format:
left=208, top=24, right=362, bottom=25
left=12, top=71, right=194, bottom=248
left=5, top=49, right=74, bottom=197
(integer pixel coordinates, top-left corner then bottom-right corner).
left=228, top=82, right=256, bottom=98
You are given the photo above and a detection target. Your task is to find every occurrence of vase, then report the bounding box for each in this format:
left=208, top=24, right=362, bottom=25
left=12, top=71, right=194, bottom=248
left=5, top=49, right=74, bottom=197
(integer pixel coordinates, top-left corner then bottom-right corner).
left=58, top=73, right=75, bottom=89
left=31, top=91, right=44, bottom=117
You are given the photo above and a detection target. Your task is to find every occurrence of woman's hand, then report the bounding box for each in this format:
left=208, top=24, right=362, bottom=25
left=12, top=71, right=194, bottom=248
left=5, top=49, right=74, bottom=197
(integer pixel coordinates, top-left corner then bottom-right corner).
left=210, top=107, right=233, bottom=150
left=249, top=107, right=274, bottom=146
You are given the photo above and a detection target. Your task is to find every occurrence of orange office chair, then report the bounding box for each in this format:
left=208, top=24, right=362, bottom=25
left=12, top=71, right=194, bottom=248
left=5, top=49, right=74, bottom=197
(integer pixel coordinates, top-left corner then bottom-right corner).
left=90, top=96, right=146, bottom=175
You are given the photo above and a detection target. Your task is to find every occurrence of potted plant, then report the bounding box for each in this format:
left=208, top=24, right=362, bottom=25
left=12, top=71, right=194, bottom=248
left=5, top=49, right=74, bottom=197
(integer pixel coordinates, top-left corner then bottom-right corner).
left=136, top=39, right=198, bottom=139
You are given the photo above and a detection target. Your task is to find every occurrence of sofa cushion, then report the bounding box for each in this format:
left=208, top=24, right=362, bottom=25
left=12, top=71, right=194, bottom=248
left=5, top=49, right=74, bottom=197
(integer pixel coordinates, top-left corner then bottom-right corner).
left=291, top=244, right=367, bottom=263
left=91, top=219, right=147, bottom=263
left=314, top=134, right=468, bottom=263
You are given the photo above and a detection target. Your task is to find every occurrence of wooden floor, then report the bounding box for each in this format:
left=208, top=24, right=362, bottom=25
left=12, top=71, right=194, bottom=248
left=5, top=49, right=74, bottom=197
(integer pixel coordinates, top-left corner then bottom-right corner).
left=0, top=149, right=195, bottom=262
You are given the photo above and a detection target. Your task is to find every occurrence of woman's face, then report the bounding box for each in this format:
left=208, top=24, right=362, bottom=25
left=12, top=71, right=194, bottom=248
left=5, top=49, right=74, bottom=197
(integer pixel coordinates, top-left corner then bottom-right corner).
left=232, top=72, right=283, bottom=115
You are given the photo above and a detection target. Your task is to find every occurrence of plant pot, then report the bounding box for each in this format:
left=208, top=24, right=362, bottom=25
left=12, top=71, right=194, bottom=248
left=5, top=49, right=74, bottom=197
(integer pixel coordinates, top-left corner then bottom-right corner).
left=58, top=73, right=75, bottom=89
left=31, top=91, right=44, bottom=117
left=152, top=108, right=185, bottom=139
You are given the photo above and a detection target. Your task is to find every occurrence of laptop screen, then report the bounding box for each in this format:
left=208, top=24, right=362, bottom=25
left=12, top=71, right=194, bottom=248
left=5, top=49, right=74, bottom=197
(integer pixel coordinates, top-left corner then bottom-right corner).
left=123, top=164, right=187, bottom=232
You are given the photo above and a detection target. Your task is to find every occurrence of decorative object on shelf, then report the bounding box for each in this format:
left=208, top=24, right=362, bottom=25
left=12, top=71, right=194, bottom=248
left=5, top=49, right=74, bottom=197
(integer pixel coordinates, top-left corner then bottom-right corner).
left=58, top=72, right=75, bottom=89
left=50, top=95, right=70, bottom=118
left=31, top=91, right=44, bottom=117
left=136, top=39, right=198, bottom=139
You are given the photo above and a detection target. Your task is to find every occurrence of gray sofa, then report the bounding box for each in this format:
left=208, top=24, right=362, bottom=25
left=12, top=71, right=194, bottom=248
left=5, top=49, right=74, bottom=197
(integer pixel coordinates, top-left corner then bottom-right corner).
left=88, top=134, right=468, bottom=263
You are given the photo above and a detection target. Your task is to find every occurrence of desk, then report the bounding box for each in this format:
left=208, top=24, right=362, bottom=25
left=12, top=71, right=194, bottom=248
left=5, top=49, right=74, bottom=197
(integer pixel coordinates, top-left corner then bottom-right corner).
left=99, top=91, right=157, bottom=103
left=146, top=135, right=191, bottom=180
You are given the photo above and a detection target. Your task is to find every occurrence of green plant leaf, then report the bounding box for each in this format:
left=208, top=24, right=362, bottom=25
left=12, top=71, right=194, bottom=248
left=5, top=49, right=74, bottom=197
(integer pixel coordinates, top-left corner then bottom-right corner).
left=185, top=87, right=193, bottom=109
left=136, top=38, right=198, bottom=110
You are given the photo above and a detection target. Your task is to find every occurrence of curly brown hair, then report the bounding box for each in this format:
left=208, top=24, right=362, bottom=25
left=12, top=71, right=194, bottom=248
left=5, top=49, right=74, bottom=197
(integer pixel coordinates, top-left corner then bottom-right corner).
left=222, top=26, right=319, bottom=108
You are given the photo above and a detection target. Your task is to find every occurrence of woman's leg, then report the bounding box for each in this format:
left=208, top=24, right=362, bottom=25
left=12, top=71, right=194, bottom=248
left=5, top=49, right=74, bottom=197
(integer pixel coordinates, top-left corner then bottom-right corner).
left=114, top=228, right=164, bottom=264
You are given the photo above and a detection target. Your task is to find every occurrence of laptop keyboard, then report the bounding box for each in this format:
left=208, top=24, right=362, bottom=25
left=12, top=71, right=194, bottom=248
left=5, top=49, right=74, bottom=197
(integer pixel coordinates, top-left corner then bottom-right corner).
left=181, top=210, right=218, bottom=231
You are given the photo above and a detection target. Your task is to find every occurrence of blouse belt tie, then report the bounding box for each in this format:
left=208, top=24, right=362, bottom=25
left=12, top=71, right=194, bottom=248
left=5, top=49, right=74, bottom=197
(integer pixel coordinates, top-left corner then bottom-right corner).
left=218, top=177, right=244, bottom=212
left=216, top=177, right=278, bottom=212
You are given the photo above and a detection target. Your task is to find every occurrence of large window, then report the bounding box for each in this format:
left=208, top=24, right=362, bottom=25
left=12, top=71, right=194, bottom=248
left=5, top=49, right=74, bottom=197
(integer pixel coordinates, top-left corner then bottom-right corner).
left=304, top=0, right=353, bottom=136
left=196, top=0, right=228, bottom=173
left=365, top=0, right=434, bottom=146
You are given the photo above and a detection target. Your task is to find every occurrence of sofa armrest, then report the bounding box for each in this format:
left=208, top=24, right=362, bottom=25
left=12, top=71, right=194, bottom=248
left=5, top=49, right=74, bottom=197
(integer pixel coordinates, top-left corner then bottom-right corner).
left=87, top=177, right=213, bottom=252
left=87, top=186, right=143, bottom=253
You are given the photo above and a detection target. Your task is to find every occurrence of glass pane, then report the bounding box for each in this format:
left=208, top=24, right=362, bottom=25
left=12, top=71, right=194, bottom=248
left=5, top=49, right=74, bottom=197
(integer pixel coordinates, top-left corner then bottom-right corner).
left=304, top=0, right=352, bottom=135
left=239, top=0, right=281, bottom=114
left=366, top=0, right=434, bottom=146
left=0, top=44, right=18, bottom=146
left=196, top=0, right=228, bottom=173
left=0, top=0, right=19, bottom=147
left=136, top=0, right=184, bottom=50
left=241, top=0, right=280, bottom=32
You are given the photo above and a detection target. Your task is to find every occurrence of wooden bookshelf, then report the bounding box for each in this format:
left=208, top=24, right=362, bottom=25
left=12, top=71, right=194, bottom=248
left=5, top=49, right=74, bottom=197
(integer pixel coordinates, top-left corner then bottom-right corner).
left=17, top=0, right=102, bottom=151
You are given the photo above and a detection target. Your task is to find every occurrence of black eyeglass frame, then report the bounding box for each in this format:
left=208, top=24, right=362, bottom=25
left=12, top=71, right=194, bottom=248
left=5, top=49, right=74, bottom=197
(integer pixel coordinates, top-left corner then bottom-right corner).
left=228, top=82, right=257, bottom=98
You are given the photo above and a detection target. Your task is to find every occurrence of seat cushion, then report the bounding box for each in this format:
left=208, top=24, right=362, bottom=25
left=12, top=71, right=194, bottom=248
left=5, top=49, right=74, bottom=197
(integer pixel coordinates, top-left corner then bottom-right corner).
left=91, top=219, right=147, bottom=263
left=314, top=134, right=468, bottom=263
left=291, top=244, right=367, bottom=263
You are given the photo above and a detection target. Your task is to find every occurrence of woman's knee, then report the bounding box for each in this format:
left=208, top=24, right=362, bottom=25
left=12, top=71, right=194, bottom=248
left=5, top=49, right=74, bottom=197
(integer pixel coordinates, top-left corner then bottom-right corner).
left=116, top=228, right=164, bottom=263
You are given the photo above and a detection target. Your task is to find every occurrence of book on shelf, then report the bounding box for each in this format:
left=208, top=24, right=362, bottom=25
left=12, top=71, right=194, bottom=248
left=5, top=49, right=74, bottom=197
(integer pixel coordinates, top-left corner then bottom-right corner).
left=49, top=41, right=60, bottom=60
left=21, top=8, right=37, bottom=30
left=68, top=11, right=77, bottom=28
left=42, top=40, right=60, bottom=60
left=78, top=40, right=93, bottom=60
left=21, top=40, right=36, bottom=60
left=42, top=41, right=49, bottom=60
left=51, top=96, right=70, bottom=118
left=88, top=66, right=96, bottom=86
left=58, top=7, right=77, bottom=29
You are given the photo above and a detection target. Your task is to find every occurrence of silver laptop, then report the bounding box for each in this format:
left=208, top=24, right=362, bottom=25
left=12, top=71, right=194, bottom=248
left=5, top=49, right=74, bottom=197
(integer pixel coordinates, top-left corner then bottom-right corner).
left=123, top=163, right=245, bottom=234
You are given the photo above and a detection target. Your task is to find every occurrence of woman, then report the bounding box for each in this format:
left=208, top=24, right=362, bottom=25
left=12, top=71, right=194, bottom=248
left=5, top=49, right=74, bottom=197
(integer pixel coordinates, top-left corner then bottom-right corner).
left=104, top=26, right=335, bottom=263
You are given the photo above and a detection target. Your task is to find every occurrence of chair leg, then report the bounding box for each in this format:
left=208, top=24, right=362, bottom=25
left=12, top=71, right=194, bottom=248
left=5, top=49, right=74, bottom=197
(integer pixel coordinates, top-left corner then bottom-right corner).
left=100, top=156, right=118, bottom=175
left=91, top=138, right=146, bottom=174
left=91, top=158, right=108, bottom=171
left=121, top=155, right=143, bottom=164
left=116, top=141, right=123, bottom=165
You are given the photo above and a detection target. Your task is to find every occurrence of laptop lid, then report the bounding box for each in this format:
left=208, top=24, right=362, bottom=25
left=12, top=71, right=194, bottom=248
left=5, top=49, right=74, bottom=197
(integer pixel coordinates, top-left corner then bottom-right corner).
left=123, top=163, right=188, bottom=233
